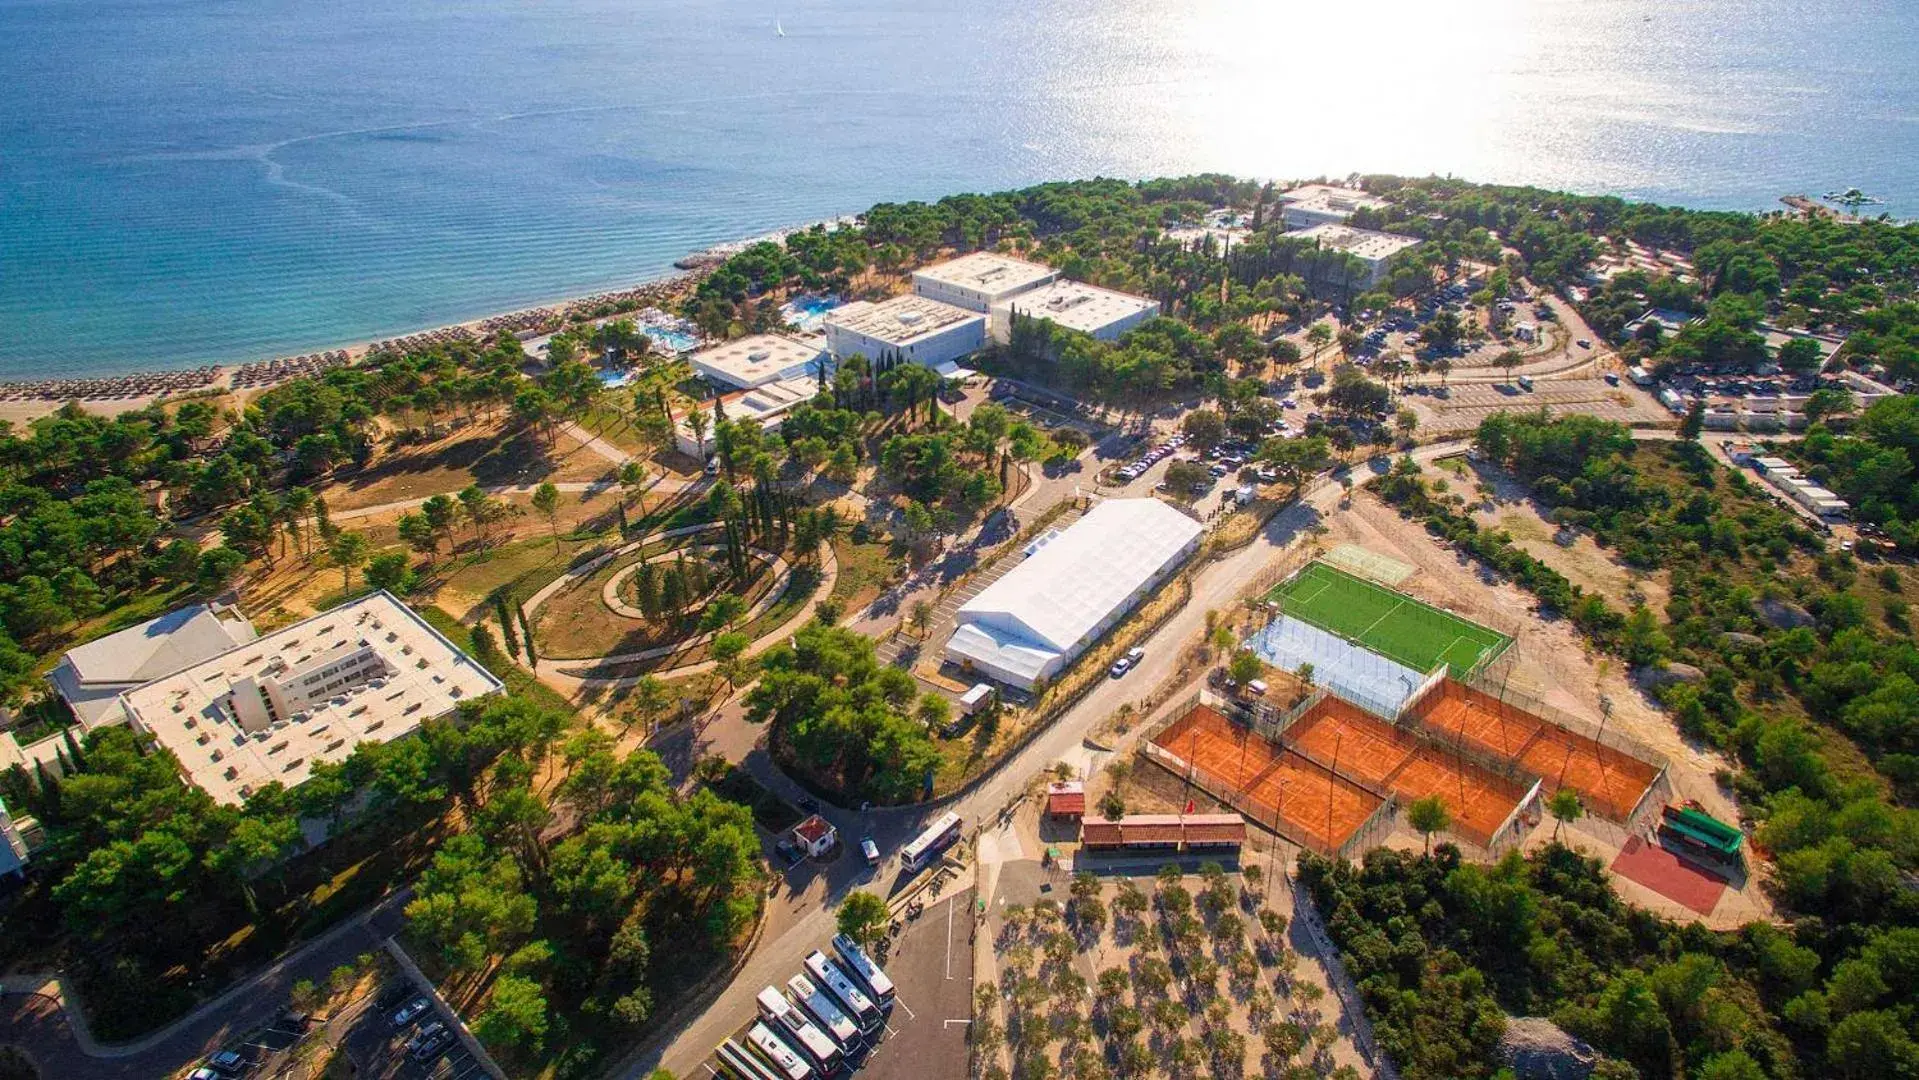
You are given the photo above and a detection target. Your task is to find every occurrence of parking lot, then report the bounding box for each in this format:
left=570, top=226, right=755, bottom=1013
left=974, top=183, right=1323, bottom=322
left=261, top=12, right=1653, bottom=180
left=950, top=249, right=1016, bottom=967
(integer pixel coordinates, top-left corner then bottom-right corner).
left=698, top=888, right=975, bottom=1080
left=336, top=976, right=486, bottom=1080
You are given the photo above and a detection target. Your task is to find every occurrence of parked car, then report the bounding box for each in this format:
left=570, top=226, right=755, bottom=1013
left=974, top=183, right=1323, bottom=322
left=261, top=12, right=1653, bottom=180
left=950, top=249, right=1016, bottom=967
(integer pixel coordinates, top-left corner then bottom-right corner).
left=861, top=837, right=881, bottom=866
left=1124, top=647, right=1145, bottom=667
left=390, top=996, right=432, bottom=1029
left=206, top=1050, right=248, bottom=1075
left=407, top=1021, right=449, bottom=1058
left=410, top=1025, right=455, bottom=1062
left=1109, top=657, right=1134, bottom=678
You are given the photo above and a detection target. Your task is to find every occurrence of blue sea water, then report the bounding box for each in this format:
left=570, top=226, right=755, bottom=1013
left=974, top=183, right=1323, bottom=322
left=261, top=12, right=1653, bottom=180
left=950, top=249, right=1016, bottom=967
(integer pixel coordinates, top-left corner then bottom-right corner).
left=2, top=0, right=1916, bottom=379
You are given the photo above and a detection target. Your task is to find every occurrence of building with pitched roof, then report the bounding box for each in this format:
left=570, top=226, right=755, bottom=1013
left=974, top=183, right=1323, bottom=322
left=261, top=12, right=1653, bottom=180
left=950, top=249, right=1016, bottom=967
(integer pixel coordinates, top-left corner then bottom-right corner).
left=46, top=602, right=258, bottom=729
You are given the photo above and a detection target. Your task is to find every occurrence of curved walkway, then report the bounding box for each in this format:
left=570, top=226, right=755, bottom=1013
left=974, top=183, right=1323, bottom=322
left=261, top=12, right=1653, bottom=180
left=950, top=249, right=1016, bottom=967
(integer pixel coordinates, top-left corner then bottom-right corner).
left=536, top=539, right=837, bottom=692
left=0, top=890, right=410, bottom=1078
left=601, top=545, right=787, bottom=621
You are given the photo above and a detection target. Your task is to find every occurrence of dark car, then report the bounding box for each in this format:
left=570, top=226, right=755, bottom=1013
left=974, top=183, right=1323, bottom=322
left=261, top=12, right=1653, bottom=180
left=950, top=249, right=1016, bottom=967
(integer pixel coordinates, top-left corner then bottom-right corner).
left=411, top=1025, right=456, bottom=1062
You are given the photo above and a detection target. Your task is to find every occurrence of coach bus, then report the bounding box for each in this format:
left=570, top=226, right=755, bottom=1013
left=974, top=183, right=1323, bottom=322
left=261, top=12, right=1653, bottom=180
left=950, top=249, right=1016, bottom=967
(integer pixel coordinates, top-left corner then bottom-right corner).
left=718, top=1038, right=785, bottom=1080
left=804, top=950, right=882, bottom=1033
left=788, top=974, right=862, bottom=1050
left=757, top=986, right=843, bottom=1075
left=746, top=1021, right=813, bottom=1080
left=900, top=812, right=962, bottom=873
left=832, top=934, right=896, bottom=1006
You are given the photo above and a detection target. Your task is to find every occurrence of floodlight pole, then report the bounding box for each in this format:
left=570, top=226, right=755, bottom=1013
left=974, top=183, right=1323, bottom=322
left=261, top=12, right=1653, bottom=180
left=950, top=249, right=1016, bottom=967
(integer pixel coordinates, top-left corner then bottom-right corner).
left=1327, top=731, right=1342, bottom=857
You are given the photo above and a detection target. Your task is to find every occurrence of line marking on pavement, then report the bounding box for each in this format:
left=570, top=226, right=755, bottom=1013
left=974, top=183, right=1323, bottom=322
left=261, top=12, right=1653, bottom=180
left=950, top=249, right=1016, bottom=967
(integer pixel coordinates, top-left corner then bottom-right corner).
left=702, top=1064, right=718, bottom=1077
left=943, top=1019, right=973, bottom=1028
left=894, top=995, right=917, bottom=1021
left=945, top=896, right=955, bottom=979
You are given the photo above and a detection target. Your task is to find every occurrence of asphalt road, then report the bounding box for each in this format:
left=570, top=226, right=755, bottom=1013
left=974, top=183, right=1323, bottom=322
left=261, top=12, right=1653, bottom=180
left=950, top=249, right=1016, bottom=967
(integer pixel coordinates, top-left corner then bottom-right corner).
left=0, top=893, right=409, bottom=1080
left=624, top=439, right=1480, bottom=1080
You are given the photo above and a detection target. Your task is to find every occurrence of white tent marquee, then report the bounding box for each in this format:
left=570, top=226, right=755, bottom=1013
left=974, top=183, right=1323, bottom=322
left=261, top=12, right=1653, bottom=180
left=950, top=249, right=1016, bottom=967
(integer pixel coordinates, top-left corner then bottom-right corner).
left=946, top=498, right=1202, bottom=689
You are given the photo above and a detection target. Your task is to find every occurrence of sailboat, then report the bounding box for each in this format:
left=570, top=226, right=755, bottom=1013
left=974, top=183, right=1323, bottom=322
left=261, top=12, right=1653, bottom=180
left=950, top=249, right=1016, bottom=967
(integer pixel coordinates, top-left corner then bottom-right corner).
left=776, top=19, right=785, bottom=36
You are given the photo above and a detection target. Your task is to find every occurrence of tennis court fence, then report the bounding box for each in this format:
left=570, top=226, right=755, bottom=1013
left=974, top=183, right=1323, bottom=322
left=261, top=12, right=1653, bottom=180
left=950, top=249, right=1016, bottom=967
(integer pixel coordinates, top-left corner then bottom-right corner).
left=1457, top=670, right=1672, bottom=775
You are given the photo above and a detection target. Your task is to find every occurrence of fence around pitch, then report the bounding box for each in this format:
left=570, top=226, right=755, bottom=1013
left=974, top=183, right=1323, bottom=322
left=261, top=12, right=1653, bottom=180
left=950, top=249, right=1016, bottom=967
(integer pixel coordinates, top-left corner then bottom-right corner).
left=1139, top=738, right=1343, bottom=859
left=1335, top=792, right=1401, bottom=862
left=1458, top=669, right=1670, bottom=774
left=1314, top=669, right=1553, bottom=796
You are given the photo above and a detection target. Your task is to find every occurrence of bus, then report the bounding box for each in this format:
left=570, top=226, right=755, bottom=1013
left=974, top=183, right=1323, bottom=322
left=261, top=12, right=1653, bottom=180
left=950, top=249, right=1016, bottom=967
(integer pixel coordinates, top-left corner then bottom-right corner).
left=832, top=934, right=896, bottom=1005
left=746, top=1021, right=813, bottom=1080
left=717, top=1038, right=785, bottom=1080
left=804, top=950, right=881, bottom=1033
left=787, top=974, right=862, bottom=1051
left=900, top=812, right=962, bottom=873
left=756, top=987, right=843, bottom=1075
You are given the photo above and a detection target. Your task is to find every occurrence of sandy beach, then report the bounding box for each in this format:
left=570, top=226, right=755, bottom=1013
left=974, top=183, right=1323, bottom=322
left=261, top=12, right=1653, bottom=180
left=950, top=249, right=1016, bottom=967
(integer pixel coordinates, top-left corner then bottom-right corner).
left=0, top=215, right=856, bottom=426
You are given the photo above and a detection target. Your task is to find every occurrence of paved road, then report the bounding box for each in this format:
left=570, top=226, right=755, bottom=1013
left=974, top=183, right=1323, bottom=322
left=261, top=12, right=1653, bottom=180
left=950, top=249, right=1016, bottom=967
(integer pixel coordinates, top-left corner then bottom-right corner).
left=0, top=891, right=411, bottom=1079
left=620, top=438, right=1478, bottom=1079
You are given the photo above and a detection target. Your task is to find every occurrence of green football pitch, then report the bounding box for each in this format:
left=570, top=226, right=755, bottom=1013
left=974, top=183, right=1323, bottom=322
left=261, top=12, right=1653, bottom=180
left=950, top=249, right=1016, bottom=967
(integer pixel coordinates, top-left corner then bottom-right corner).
left=1267, top=562, right=1512, bottom=675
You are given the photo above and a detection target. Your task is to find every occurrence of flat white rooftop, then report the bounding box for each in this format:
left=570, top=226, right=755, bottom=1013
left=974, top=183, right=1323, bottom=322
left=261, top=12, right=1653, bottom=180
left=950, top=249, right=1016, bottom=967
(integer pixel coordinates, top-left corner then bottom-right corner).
left=120, top=592, right=502, bottom=805
left=1279, top=184, right=1391, bottom=218
left=912, top=252, right=1057, bottom=299
left=690, top=334, right=824, bottom=389
left=824, top=295, right=983, bottom=347
left=733, top=375, right=821, bottom=424
left=993, top=280, right=1159, bottom=335
left=1290, top=223, right=1422, bottom=262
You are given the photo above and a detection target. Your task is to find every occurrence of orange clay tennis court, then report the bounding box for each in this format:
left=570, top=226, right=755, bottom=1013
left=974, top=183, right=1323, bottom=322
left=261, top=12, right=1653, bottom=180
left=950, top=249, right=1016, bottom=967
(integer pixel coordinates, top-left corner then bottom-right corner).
left=1407, top=680, right=1658, bottom=821
left=1153, top=705, right=1381, bottom=856
left=1288, top=697, right=1530, bottom=847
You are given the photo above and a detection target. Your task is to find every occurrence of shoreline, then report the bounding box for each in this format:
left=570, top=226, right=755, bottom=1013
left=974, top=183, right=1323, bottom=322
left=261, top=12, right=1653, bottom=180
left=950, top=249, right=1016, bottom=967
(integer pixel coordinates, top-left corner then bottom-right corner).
left=0, top=215, right=856, bottom=423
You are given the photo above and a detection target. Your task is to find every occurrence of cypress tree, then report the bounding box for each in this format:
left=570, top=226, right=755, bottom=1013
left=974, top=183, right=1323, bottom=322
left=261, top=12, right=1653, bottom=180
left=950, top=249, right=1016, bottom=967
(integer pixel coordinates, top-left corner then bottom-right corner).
left=660, top=566, right=687, bottom=613
left=61, top=725, right=87, bottom=773
left=635, top=563, right=662, bottom=619
left=32, top=760, right=60, bottom=818
left=495, top=595, right=520, bottom=660
left=517, top=606, right=537, bottom=669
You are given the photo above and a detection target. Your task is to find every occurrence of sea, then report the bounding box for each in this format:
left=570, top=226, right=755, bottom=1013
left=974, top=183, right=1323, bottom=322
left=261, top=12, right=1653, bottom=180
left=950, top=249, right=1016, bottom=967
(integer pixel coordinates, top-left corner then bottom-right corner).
left=2, top=0, right=1916, bottom=380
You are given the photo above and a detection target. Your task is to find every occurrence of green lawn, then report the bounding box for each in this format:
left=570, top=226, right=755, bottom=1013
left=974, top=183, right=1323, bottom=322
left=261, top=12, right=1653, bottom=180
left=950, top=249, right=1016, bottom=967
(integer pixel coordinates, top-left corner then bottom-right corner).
left=1269, top=561, right=1511, bottom=675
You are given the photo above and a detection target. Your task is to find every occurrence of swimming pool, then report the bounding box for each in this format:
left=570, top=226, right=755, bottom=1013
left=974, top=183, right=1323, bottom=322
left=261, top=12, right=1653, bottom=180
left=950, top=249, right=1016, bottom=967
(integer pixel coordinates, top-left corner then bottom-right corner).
left=599, top=368, right=636, bottom=389
left=780, top=294, right=842, bottom=332
left=640, top=324, right=701, bottom=354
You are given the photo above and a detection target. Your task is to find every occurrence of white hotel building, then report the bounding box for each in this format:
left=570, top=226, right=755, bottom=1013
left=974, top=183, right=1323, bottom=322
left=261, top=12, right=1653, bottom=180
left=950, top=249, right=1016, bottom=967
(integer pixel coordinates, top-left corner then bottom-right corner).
left=822, top=294, right=987, bottom=374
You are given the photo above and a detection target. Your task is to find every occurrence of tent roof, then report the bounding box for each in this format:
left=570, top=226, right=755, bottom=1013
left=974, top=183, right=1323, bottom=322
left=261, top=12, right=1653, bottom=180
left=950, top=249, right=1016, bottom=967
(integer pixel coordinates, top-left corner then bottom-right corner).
left=958, top=499, right=1200, bottom=653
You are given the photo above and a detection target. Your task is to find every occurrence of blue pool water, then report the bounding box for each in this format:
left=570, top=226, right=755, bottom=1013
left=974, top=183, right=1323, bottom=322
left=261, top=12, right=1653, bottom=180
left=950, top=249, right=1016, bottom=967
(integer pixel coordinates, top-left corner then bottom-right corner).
left=3, top=0, right=1917, bottom=379
left=780, top=294, right=843, bottom=333
left=638, top=324, right=701, bottom=355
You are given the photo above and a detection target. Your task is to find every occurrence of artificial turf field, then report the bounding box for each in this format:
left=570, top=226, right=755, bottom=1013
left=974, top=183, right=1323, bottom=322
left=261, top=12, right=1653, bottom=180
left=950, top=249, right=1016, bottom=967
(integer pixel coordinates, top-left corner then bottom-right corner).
left=1268, top=562, right=1512, bottom=676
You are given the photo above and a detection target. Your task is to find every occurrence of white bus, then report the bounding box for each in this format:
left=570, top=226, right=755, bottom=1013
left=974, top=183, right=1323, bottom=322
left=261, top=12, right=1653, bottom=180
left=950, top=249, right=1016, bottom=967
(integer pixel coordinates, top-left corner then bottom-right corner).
left=718, top=1038, right=785, bottom=1080
left=787, top=974, right=861, bottom=1050
left=746, top=1021, right=813, bottom=1080
left=804, top=950, right=881, bottom=1033
left=832, top=934, right=896, bottom=1005
left=756, top=987, right=842, bottom=1074
left=900, top=812, right=962, bottom=873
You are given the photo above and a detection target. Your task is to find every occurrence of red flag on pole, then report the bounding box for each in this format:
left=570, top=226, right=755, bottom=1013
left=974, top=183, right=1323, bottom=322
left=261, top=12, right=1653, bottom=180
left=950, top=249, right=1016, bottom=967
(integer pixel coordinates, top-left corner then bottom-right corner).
left=1184, top=799, right=1195, bottom=814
